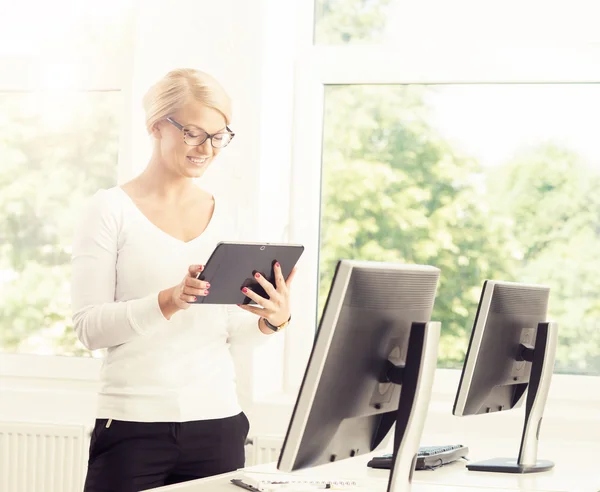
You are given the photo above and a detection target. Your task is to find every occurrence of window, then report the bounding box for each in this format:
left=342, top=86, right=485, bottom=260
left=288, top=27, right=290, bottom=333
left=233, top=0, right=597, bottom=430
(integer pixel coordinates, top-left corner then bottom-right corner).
left=318, top=83, right=600, bottom=375
left=314, top=0, right=599, bottom=45
left=284, top=1, right=600, bottom=391
left=0, top=91, right=121, bottom=356
left=314, top=0, right=394, bottom=44
left=0, top=1, right=133, bottom=357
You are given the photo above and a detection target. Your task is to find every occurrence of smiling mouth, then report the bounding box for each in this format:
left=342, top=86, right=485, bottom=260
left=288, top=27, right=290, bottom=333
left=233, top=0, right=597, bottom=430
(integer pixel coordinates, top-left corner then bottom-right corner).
left=187, top=156, right=209, bottom=165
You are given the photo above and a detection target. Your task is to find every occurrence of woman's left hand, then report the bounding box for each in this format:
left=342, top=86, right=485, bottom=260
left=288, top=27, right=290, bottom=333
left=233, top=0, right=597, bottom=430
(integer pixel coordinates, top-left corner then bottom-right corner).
left=238, top=261, right=297, bottom=329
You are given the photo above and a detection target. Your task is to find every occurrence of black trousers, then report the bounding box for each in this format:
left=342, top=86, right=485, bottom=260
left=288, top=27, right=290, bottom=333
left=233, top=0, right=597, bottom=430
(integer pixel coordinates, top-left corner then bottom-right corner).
left=83, top=412, right=249, bottom=492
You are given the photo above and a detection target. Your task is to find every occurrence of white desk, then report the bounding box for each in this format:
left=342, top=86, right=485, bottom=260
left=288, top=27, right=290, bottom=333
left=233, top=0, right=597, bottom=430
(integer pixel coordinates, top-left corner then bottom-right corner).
left=151, top=468, right=528, bottom=492
left=151, top=443, right=599, bottom=492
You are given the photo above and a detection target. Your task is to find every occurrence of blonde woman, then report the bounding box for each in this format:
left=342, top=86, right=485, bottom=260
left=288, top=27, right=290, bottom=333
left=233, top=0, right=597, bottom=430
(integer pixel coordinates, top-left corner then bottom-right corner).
left=71, top=68, right=296, bottom=491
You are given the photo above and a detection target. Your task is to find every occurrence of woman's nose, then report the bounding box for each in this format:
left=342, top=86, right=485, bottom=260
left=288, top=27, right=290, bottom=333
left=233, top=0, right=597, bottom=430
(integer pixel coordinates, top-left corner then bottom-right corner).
left=198, top=138, right=213, bottom=155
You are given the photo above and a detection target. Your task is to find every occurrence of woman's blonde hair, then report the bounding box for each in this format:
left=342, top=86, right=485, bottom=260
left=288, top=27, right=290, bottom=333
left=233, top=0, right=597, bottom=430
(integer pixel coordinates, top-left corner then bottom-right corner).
left=143, top=68, right=232, bottom=133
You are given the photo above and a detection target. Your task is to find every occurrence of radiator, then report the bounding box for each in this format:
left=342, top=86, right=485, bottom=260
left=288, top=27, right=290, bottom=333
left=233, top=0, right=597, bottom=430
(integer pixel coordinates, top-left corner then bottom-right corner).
left=0, top=422, right=87, bottom=492
left=245, top=435, right=285, bottom=466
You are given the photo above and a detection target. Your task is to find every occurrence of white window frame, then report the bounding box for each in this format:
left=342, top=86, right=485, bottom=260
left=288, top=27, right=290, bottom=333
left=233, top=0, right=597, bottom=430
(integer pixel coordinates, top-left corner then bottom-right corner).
left=283, top=0, right=600, bottom=394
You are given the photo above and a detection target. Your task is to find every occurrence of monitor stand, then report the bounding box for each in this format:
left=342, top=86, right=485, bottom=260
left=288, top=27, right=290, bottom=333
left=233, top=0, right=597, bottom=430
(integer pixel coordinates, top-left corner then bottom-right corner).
left=467, top=321, right=558, bottom=474
left=377, top=321, right=441, bottom=492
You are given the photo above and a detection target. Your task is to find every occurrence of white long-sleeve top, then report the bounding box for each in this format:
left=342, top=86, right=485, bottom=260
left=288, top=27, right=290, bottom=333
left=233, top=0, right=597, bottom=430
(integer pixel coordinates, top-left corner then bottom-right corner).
left=71, top=186, right=266, bottom=422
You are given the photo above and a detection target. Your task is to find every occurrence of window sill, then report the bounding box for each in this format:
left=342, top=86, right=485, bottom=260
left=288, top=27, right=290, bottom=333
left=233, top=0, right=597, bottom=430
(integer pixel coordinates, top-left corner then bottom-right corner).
left=0, top=353, right=102, bottom=382
left=2, top=354, right=598, bottom=412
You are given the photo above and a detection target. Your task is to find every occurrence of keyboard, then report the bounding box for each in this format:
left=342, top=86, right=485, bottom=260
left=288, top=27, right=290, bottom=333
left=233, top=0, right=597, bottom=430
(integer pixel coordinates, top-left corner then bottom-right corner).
left=367, top=444, right=468, bottom=471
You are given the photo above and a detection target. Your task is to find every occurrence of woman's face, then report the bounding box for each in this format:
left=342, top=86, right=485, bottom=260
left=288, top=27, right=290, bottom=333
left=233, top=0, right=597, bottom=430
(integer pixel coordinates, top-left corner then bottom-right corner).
left=154, top=102, right=228, bottom=179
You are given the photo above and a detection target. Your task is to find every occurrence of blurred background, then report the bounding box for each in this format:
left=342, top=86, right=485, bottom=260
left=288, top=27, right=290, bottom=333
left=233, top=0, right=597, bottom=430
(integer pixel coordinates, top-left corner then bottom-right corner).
left=1, top=0, right=598, bottom=378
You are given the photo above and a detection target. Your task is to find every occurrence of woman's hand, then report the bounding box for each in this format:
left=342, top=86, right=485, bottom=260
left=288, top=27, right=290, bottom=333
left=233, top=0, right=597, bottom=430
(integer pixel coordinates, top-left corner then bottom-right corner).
left=158, top=264, right=210, bottom=319
left=238, top=261, right=297, bottom=332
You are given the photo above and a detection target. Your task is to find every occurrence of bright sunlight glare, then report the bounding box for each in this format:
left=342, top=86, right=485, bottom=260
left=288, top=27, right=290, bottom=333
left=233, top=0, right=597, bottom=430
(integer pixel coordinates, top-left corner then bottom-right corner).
left=386, top=0, right=600, bottom=46
left=427, top=84, right=600, bottom=170
left=0, top=0, right=128, bottom=56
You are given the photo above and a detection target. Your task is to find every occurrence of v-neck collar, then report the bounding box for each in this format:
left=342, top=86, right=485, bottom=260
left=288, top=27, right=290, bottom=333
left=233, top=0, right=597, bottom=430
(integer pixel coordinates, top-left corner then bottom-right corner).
left=116, top=186, right=216, bottom=245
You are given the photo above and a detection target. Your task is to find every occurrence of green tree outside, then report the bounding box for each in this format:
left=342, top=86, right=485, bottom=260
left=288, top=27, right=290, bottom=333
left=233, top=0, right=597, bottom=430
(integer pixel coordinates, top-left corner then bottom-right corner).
left=314, top=3, right=600, bottom=374
left=318, top=84, right=600, bottom=374
left=487, top=144, right=600, bottom=373
left=314, top=0, right=393, bottom=44
left=319, top=85, right=518, bottom=366
left=0, top=92, right=119, bottom=356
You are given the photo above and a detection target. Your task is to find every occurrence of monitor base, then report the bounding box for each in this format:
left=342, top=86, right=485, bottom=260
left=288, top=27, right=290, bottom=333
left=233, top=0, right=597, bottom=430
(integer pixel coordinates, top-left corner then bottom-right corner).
left=467, top=457, right=554, bottom=474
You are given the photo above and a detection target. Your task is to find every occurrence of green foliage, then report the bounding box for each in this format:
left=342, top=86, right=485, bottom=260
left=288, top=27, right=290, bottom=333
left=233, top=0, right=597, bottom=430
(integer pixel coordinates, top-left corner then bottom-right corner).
left=315, top=0, right=393, bottom=44
left=318, top=85, right=600, bottom=374
left=0, top=92, right=119, bottom=355
left=487, top=145, right=600, bottom=373
left=319, top=86, right=518, bottom=366
left=314, top=1, right=600, bottom=375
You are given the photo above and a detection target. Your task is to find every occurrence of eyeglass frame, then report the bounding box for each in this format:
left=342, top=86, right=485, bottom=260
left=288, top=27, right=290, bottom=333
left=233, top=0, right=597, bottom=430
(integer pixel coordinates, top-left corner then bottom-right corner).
left=165, top=117, right=235, bottom=148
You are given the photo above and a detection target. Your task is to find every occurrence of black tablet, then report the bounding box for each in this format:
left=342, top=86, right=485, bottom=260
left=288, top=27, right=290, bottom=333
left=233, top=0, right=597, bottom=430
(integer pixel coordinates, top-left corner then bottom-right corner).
left=191, top=241, right=304, bottom=305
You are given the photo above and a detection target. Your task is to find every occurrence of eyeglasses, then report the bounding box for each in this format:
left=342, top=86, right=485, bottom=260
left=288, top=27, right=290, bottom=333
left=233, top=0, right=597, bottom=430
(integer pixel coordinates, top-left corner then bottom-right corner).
left=166, top=117, right=235, bottom=149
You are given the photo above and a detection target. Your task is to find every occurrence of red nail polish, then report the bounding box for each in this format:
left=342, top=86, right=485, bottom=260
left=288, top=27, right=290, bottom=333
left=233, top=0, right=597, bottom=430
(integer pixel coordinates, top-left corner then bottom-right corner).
left=275, top=262, right=280, bottom=268
left=254, top=273, right=260, bottom=279
left=206, top=283, right=211, bottom=288
left=192, top=296, right=197, bottom=301
left=198, top=265, right=204, bottom=271
left=242, top=287, right=248, bottom=293
left=205, top=290, right=209, bottom=295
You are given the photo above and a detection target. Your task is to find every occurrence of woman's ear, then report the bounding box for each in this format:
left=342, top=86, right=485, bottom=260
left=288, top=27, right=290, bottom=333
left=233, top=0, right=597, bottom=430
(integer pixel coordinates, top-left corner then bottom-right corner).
left=150, top=122, right=162, bottom=139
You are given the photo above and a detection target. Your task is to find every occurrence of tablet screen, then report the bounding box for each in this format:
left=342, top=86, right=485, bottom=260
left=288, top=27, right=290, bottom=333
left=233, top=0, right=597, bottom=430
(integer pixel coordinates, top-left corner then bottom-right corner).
left=192, top=241, right=304, bottom=305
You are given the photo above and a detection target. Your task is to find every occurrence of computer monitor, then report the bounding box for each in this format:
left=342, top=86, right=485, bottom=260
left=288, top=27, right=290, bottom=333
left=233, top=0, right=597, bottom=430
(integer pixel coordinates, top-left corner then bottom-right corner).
left=278, top=260, right=441, bottom=492
left=453, top=280, right=558, bottom=473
